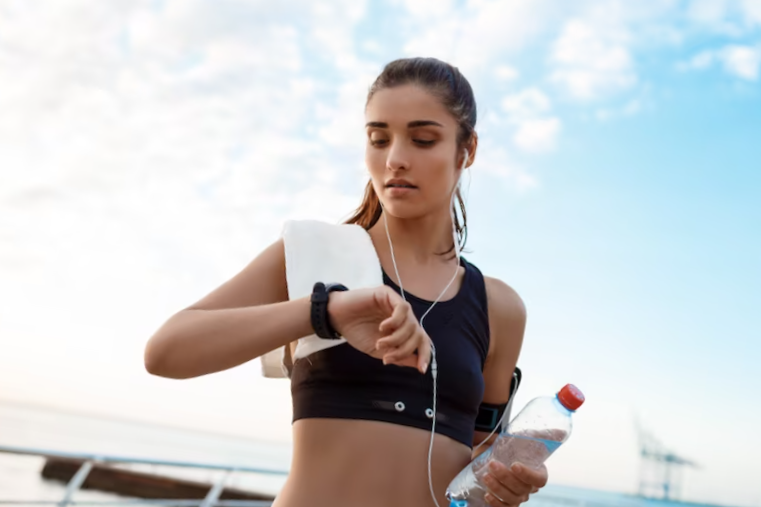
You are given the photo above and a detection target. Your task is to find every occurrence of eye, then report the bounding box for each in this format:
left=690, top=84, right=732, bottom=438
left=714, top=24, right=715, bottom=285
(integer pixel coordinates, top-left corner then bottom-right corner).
left=414, top=139, right=435, bottom=147
left=369, top=138, right=389, bottom=147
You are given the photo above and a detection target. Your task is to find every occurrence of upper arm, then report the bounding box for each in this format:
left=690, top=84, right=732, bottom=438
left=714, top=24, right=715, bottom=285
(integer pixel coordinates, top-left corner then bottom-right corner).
left=472, top=276, right=527, bottom=449
left=184, top=238, right=289, bottom=311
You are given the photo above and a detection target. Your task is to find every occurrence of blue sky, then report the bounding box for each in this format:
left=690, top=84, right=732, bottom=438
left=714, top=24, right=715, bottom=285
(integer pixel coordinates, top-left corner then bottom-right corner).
left=0, top=1, right=759, bottom=506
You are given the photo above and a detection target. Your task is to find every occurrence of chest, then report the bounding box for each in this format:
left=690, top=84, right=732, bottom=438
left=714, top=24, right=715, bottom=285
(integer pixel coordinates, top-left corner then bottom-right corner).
left=408, top=299, right=488, bottom=411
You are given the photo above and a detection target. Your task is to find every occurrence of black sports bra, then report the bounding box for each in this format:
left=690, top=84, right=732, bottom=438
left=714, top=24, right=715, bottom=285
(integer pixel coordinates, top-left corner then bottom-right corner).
left=290, top=257, right=491, bottom=448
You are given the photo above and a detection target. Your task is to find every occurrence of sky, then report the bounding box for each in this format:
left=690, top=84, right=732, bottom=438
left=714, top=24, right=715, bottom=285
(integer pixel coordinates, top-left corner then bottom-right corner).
left=0, top=0, right=759, bottom=505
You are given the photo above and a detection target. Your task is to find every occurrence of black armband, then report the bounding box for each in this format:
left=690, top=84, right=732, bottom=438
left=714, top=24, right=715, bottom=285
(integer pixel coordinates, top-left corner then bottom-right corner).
left=474, top=401, right=508, bottom=432
left=474, top=367, right=523, bottom=433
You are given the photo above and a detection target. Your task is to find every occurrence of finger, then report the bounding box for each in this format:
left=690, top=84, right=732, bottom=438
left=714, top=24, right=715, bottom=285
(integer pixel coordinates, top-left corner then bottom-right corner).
left=483, top=493, right=501, bottom=506
left=374, top=286, right=402, bottom=318
left=511, top=462, right=548, bottom=489
left=376, top=319, right=416, bottom=350
left=387, top=330, right=432, bottom=375
left=417, top=333, right=432, bottom=374
left=383, top=329, right=423, bottom=364
left=484, top=492, right=518, bottom=506
left=378, top=300, right=411, bottom=335
left=482, top=462, right=532, bottom=503
left=482, top=473, right=528, bottom=505
left=387, top=354, right=419, bottom=369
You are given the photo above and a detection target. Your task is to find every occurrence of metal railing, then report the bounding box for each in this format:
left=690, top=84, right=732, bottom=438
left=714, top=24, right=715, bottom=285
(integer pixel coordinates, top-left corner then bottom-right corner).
left=0, top=444, right=287, bottom=507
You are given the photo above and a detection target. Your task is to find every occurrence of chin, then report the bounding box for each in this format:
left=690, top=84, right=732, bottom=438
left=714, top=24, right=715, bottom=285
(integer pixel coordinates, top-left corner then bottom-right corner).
left=380, top=200, right=430, bottom=220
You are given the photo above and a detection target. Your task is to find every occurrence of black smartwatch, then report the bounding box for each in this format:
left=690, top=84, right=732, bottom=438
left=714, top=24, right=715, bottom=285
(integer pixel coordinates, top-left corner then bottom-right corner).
left=310, top=282, right=349, bottom=339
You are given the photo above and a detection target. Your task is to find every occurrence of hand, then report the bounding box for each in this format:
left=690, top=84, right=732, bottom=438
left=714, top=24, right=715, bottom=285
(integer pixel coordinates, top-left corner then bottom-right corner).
left=328, top=286, right=431, bottom=374
left=481, top=461, right=548, bottom=506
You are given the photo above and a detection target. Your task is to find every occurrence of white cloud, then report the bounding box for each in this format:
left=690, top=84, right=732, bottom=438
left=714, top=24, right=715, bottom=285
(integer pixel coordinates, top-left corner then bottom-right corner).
left=475, top=145, right=538, bottom=192
left=680, top=44, right=761, bottom=81
left=400, top=0, right=455, bottom=18
left=500, top=88, right=561, bottom=154
left=501, top=88, right=552, bottom=119
left=682, top=50, right=717, bottom=70
left=401, top=0, right=559, bottom=75
left=687, top=0, right=761, bottom=33
left=513, top=117, right=562, bottom=153
left=686, top=0, right=742, bottom=35
left=550, top=19, right=637, bottom=100
left=596, top=99, right=643, bottom=122
left=722, top=44, right=761, bottom=80
left=741, top=0, right=761, bottom=25
left=494, top=64, right=520, bottom=82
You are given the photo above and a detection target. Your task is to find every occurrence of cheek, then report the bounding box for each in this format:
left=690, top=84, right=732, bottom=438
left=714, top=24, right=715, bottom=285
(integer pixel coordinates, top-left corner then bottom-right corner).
left=365, top=147, right=387, bottom=194
left=421, top=152, right=457, bottom=193
left=365, top=147, right=384, bottom=173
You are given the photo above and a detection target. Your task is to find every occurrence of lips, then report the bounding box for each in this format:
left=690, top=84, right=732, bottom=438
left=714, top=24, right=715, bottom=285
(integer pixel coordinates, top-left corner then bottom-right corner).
left=385, top=178, right=417, bottom=189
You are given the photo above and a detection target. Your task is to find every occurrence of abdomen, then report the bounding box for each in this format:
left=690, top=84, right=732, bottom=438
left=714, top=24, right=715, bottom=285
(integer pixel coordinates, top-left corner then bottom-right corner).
left=273, top=418, right=472, bottom=507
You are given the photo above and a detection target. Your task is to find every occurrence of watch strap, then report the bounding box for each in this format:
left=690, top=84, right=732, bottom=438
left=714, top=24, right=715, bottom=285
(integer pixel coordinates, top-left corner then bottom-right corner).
left=311, top=282, right=348, bottom=339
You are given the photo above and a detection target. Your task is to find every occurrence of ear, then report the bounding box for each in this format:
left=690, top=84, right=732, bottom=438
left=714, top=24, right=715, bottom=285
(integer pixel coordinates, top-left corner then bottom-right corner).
left=465, top=134, right=478, bottom=168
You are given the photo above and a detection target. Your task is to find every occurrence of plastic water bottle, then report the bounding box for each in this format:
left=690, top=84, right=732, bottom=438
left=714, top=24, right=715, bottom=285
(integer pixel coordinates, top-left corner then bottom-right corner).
left=446, top=384, right=585, bottom=507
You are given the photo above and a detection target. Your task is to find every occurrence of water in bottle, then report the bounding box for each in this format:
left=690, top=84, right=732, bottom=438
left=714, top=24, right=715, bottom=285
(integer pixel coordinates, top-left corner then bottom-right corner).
left=446, top=384, right=585, bottom=507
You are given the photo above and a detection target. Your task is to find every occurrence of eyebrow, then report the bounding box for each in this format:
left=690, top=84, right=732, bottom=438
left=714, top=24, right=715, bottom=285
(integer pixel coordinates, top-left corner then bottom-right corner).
left=365, top=120, right=444, bottom=129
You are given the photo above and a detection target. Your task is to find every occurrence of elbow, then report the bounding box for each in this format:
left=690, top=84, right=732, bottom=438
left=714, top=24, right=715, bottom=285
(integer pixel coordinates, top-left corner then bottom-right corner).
left=144, top=312, right=195, bottom=379
left=144, top=338, right=168, bottom=377
left=144, top=334, right=185, bottom=379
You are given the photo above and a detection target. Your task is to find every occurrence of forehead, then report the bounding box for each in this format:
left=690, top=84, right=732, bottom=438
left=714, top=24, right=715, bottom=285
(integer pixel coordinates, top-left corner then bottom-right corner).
left=365, top=84, right=456, bottom=128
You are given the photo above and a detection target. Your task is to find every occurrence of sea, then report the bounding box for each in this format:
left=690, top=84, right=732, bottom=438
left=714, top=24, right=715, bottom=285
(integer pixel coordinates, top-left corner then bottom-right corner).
left=0, top=400, right=738, bottom=507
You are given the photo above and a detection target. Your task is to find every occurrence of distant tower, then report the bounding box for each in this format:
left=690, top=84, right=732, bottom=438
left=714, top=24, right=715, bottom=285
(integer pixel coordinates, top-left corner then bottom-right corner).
left=636, top=418, right=698, bottom=500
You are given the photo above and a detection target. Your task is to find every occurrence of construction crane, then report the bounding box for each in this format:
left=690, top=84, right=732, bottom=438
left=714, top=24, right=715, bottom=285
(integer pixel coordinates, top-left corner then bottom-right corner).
left=635, top=418, right=698, bottom=500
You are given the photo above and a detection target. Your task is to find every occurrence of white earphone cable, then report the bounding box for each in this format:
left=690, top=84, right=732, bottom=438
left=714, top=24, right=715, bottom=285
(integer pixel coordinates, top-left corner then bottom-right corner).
left=381, top=150, right=468, bottom=507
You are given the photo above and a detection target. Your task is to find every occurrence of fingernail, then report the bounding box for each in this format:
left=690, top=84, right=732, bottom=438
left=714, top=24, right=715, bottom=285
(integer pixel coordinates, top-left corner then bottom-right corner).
left=512, top=463, right=522, bottom=473
left=489, top=461, right=499, bottom=472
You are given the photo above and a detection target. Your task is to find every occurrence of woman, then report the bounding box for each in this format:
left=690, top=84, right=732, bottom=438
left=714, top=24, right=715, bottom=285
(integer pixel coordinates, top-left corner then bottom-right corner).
left=144, top=57, right=548, bottom=507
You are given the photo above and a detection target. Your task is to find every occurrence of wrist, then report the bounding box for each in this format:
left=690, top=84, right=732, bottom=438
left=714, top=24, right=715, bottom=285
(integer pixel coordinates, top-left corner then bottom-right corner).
left=326, top=291, right=342, bottom=337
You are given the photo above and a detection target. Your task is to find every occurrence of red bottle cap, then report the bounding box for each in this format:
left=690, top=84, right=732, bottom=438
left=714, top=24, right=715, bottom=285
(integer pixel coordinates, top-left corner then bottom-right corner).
left=557, top=384, right=585, bottom=411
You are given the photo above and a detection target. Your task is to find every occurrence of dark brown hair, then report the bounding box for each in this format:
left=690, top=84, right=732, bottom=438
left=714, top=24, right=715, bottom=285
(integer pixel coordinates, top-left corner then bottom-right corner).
left=344, top=57, right=477, bottom=256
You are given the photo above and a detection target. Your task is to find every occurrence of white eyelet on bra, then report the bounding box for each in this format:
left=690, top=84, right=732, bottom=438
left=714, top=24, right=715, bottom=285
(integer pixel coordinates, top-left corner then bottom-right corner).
left=425, top=408, right=434, bottom=419
left=394, top=401, right=406, bottom=412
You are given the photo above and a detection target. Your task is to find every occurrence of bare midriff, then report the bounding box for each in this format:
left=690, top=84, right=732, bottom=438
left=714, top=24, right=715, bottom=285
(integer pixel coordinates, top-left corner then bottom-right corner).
left=272, top=418, right=472, bottom=507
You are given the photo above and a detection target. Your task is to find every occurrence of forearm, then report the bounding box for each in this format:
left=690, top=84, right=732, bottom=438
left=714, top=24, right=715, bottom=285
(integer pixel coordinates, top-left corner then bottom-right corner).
left=144, top=297, right=311, bottom=379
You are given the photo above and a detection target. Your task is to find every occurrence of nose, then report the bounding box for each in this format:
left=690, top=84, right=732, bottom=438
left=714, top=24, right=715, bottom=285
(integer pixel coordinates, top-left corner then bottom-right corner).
left=386, top=141, right=410, bottom=172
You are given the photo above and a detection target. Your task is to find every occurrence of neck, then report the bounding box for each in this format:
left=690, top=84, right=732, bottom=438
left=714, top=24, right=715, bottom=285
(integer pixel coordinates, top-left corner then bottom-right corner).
left=368, top=207, right=458, bottom=266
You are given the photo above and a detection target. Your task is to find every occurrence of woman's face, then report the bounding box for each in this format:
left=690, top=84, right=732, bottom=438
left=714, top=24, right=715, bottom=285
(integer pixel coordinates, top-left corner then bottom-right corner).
left=364, top=84, right=469, bottom=220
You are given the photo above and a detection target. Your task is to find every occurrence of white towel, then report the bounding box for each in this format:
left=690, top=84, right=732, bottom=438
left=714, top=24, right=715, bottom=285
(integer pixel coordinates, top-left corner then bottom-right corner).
left=260, top=219, right=383, bottom=378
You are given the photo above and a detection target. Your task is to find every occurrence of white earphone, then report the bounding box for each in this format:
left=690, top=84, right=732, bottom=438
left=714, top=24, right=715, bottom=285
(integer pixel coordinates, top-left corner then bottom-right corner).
left=380, top=148, right=468, bottom=507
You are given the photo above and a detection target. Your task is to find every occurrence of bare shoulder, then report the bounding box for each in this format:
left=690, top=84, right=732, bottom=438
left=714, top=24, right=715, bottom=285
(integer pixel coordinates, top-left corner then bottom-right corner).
left=482, top=276, right=526, bottom=360
left=484, top=276, right=527, bottom=325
